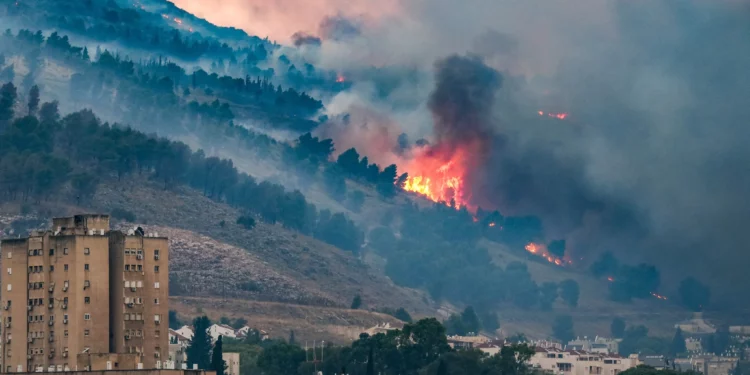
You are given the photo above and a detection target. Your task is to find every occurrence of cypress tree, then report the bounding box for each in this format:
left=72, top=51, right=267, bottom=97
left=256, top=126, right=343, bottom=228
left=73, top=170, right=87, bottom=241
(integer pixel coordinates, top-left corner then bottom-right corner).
left=211, top=335, right=225, bottom=375
left=186, top=316, right=212, bottom=369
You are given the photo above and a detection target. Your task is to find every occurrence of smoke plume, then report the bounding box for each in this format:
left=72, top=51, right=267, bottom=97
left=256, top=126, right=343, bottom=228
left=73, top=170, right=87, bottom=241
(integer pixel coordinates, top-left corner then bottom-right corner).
left=168, top=0, right=750, bottom=305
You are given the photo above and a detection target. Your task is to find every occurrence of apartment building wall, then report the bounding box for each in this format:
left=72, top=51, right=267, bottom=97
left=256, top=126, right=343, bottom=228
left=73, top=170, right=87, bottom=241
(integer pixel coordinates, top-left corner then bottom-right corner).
left=1, top=214, right=169, bottom=373
left=1, top=238, right=30, bottom=373
left=109, top=232, right=169, bottom=369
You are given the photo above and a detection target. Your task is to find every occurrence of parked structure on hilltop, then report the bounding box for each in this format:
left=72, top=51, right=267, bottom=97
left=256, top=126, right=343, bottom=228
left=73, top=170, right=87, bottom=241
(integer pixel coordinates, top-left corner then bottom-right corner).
left=676, top=312, right=717, bottom=335
left=0, top=214, right=169, bottom=372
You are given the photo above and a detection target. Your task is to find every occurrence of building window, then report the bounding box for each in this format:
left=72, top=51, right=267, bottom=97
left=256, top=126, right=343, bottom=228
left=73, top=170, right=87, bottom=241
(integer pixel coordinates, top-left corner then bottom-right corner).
left=64, top=264, right=68, bottom=271
left=137, top=281, right=143, bottom=288
left=64, top=330, right=68, bottom=337
left=6, top=284, right=10, bottom=291
left=154, top=282, right=160, bottom=289
left=137, top=265, right=142, bottom=272
left=84, top=313, right=90, bottom=320
left=63, top=248, right=68, bottom=255
left=49, top=249, right=54, bottom=256
left=84, top=248, right=90, bottom=255
left=50, top=265, right=54, bottom=272
left=84, top=280, right=90, bottom=288
left=154, top=314, right=161, bottom=322
left=84, top=330, right=89, bottom=337
left=137, top=250, right=143, bottom=256
left=6, top=268, right=10, bottom=275
left=154, top=298, right=159, bottom=305
left=125, top=281, right=130, bottom=288
left=84, top=264, right=89, bottom=271
left=124, top=314, right=130, bottom=321
left=63, top=297, right=68, bottom=304
left=155, top=330, right=160, bottom=337
left=125, top=265, right=130, bottom=271
left=84, top=297, right=90, bottom=304
left=154, top=266, right=159, bottom=272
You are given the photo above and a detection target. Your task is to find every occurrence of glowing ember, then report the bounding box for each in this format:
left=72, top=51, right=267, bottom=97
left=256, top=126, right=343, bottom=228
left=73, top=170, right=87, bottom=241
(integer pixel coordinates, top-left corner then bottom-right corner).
left=174, top=17, right=183, bottom=25
left=650, top=292, right=668, bottom=300
left=488, top=222, right=496, bottom=227
left=335, top=73, right=346, bottom=83
left=402, top=149, right=468, bottom=208
left=524, top=242, right=568, bottom=267
left=538, top=110, right=569, bottom=120
left=607, top=276, right=615, bottom=282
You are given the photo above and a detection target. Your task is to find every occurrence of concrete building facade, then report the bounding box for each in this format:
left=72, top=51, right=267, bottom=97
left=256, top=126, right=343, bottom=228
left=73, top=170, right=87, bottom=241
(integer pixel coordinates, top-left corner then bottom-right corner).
left=529, top=347, right=640, bottom=375
left=0, top=215, right=169, bottom=373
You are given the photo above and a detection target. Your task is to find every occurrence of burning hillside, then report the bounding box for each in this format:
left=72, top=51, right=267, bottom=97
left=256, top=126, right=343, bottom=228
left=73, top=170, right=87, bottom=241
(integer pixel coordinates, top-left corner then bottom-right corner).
left=402, top=146, right=470, bottom=209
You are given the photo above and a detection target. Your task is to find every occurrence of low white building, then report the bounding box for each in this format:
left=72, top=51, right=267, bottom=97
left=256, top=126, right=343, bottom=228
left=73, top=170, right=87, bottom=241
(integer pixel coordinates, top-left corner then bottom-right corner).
left=209, top=324, right=238, bottom=342
left=529, top=346, right=639, bottom=375
left=175, top=325, right=195, bottom=341
left=223, top=352, right=241, bottom=375
left=567, top=337, right=620, bottom=355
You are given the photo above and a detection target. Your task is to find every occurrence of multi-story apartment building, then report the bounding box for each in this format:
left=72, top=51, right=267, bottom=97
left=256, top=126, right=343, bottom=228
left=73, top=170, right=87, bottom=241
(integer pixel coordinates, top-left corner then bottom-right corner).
left=0, top=214, right=168, bottom=373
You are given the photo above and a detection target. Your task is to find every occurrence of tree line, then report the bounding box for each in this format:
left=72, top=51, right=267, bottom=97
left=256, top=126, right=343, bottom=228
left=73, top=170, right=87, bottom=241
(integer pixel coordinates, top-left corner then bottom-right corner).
left=0, top=82, right=364, bottom=253
left=186, top=314, right=536, bottom=375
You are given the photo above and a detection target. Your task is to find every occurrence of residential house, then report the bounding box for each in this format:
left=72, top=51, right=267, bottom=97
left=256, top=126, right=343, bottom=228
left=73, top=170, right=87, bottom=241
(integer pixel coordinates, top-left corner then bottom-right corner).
left=530, top=347, right=639, bottom=375
left=175, top=326, right=195, bottom=341
left=208, top=324, right=236, bottom=343
left=168, top=329, right=191, bottom=370
left=674, top=355, right=739, bottom=375
left=236, top=326, right=269, bottom=341
left=447, top=335, right=490, bottom=350
left=222, top=353, right=240, bottom=375
left=567, top=337, right=620, bottom=355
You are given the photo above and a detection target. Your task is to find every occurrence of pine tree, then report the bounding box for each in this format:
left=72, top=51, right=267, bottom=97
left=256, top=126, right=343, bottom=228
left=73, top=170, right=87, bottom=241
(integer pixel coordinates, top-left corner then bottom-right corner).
left=186, top=316, right=213, bottom=369
left=671, top=328, right=686, bottom=356
left=211, top=335, right=225, bottom=375
left=28, top=85, right=40, bottom=115
left=82, top=47, right=90, bottom=61
left=288, top=330, right=296, bottom=345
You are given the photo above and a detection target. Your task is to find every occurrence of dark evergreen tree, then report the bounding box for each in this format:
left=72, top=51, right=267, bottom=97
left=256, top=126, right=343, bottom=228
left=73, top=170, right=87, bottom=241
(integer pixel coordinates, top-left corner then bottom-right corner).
left=670, top=328, right=686, bottom=356
left=210, top=335, right=225, bottom=375
left=186, top=316, right=213, bottom=369
left=28, top=85, right=40, bottom=115
left=351, top=295, right=362, bottom=309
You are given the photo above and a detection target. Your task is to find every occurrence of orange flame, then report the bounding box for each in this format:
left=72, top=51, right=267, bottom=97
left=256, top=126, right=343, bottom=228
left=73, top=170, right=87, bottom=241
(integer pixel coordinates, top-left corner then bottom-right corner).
left=650, top=292, right=668, bottom=300
left=524, top=242, right=569, bottom=267
left=402, top=148, right=468, bottom=209
left=538, top=110, right=569, bottom=120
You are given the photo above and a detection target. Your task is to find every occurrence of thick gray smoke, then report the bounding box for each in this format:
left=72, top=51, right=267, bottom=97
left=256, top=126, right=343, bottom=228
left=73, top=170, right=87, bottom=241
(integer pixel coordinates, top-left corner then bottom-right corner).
left=419, top=1, right=750, bottom=305
left=172, top=0, right=750, bottom=305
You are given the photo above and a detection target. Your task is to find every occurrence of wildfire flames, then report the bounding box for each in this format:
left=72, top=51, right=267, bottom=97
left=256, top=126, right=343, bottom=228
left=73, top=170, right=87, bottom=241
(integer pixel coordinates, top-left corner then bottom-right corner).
left=651, top=292, right=668, bottom=301
left=524, top=242, right=570, bottom=267
left=538, top=110, right=568, bottom=120
left=402, top=148, right=469, bottom=208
